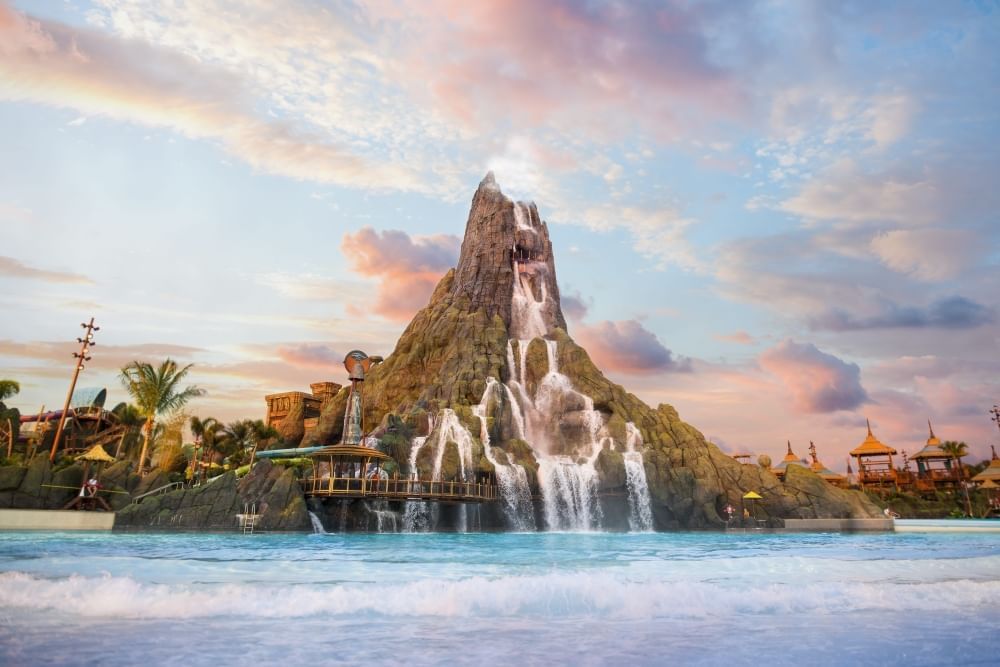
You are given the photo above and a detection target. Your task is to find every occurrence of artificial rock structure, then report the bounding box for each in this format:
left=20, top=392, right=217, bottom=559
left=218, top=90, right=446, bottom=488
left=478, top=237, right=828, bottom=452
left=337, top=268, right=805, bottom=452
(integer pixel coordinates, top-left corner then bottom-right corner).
left=306, top=173, right=880, bottom=531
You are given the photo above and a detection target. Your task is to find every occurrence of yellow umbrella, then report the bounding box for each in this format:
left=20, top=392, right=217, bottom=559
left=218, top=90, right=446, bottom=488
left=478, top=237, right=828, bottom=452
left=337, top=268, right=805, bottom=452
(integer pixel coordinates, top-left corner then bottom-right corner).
left=78, top=444, right=115, bottom=463
left=742, top=491, right=762, bottom=522
left=980, top=479, right=998, bottom=489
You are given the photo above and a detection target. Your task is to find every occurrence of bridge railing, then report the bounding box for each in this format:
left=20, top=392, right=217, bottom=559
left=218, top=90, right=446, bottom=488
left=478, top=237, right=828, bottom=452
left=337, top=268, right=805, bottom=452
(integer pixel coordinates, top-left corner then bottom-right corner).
left=300, top=475, right=498, bottom=501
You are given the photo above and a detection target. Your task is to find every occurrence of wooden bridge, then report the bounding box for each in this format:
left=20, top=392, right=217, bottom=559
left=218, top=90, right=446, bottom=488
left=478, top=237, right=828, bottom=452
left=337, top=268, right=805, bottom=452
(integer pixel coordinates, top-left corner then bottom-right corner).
left=300, top=475, right=499, bottom=503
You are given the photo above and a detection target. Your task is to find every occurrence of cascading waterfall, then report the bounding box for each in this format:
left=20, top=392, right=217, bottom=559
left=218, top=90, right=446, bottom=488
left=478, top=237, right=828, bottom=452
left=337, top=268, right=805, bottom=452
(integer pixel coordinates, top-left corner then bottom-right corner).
left=473, top=377, right=535, bottom=531
left=403, top=436, right=430, bottom=532
left=308, top=511, right=327, bottom=534
left=623, top=423, right=654, bottom=532
left=366, top=501, right=400, bottom=533
left=404, top=411, right=479, bottom=532
left=505, top=235, right=608, bottom=530
left=430, top=409, right=475, bottom=483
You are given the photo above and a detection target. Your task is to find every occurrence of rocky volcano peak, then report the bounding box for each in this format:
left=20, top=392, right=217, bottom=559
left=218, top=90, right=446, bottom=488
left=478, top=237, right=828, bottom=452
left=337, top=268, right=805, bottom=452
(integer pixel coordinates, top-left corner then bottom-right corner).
left=451, top=172, right=566, bottom=336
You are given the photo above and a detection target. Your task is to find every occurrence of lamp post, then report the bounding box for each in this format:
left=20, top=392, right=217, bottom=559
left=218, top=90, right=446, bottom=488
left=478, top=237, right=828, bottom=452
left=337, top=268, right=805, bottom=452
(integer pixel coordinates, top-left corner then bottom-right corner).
left=49, top=318, right=99, bottom=462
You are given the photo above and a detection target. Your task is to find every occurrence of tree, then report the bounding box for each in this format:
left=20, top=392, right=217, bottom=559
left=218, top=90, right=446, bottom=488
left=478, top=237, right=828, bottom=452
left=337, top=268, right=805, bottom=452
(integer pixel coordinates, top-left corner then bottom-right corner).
left=940, top=440, right=973, bottom=517
left=0, top=380, right=19, bottom=402
left=119, top=359, right=205, bottom=476
left=221, top=419, right=279, bottom=466
left=190, top=416, right=223, bottom=483
left=0, top=380, right=21, bottom=458
left=111, top=402, right=145, bottom=459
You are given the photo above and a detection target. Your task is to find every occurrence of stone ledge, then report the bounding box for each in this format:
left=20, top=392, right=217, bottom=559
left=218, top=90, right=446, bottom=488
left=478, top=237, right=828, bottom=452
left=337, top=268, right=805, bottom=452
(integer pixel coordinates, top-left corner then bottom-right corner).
left=782, top=518, right=894, bottom=532
left=0, top=509, right=115, bottom=531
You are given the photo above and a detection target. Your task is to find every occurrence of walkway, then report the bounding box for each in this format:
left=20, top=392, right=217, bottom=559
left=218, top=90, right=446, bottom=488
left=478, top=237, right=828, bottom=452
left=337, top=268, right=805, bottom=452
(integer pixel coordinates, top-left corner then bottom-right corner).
left=301, top=476, right=498, bottom=503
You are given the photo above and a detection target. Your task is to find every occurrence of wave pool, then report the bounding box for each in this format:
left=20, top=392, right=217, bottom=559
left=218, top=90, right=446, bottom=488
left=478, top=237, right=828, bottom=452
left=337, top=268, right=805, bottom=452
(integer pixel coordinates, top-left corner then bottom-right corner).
left=1, top=530, right=997, bottom=666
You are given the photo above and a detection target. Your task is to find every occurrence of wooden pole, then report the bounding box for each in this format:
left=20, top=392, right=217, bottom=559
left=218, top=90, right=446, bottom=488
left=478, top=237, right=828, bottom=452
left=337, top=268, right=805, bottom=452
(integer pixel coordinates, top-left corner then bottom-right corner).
left=6, top=418, right=12, bottom=458
left=50, top=318, right=98, bottom=462
left=114, top=427, right=128, bottom=460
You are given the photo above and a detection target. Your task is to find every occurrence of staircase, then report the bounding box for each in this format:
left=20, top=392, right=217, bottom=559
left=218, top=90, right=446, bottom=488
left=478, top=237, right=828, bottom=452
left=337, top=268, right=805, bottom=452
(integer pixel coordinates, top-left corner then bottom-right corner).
left=82, top=424, right=128, bottom=450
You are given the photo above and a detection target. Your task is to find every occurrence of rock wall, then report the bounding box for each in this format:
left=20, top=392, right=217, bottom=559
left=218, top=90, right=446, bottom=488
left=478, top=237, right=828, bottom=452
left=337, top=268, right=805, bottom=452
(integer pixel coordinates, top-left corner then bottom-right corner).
left=115, top=460, right=310, bottom=531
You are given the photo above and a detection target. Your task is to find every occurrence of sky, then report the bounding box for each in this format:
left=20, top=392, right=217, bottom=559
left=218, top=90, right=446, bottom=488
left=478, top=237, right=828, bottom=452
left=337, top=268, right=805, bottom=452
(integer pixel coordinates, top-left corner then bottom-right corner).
left=1, top=0, right=998, bottom=472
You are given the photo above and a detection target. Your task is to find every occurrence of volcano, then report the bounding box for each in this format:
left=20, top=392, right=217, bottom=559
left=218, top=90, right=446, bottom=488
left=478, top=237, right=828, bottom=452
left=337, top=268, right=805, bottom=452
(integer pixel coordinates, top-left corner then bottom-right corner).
left=306, top=173, right=880, bottom=530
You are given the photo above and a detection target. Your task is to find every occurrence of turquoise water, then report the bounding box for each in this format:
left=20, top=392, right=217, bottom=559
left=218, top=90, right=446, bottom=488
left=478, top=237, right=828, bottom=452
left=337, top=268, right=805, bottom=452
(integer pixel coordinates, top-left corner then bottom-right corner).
left=1, top=531, right=998, bottom=666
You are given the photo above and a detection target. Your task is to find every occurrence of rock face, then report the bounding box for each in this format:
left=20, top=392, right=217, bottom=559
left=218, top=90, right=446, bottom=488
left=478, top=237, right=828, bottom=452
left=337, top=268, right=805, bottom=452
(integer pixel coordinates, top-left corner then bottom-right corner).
left=115, top=460, right=310, bottom=531
left=308, top=174, right=880, bottom=530
left=0, top=458, right=132, bottom=510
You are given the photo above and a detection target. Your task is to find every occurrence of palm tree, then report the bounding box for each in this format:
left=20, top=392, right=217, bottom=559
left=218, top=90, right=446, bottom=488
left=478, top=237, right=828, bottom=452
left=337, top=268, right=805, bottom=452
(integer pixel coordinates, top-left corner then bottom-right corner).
left=111, top=402, right=144, bottom=459
left=0, top=380, right=19, bottom=402
left=940, top=440, right=972, bottom=517
left=190, top=416, right=223, bottom=483
left=119, top=359, right=205, bottom=476
left=221, top=419, right=279, bottom=467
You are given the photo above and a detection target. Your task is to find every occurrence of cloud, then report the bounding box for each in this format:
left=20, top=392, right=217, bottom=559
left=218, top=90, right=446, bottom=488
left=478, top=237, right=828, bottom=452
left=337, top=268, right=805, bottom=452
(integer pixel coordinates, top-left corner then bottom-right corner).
left=256, top=272, right=370, bottom=302
left=575, top=319, right=691, bottom=375
left=560, top=291, right=589, bottom=322
left=759, top=339, right=868, bottom=413
left=0, top=4, right=426, bottom=194
left=0, top=256, right=93, bottom=284
left=380, top=1, right=742, bottom=139
left=715, top=331, right=755, bottom=345
left=341, top=227, right=460, bottom=322
left=780, top=159, right=941, bottom=226
left=275, top=343, right=341, bottom=370
left=811, top=296, right=994, bottom=331
left=574, top=204, right=703, bottom=271
left=870, top=228, right=981, bottom=280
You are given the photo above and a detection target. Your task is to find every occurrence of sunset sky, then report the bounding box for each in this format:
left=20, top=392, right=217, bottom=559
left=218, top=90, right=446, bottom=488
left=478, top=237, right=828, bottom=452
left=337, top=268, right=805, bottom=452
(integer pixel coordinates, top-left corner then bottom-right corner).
left=1, top=1, right=998, bottom=471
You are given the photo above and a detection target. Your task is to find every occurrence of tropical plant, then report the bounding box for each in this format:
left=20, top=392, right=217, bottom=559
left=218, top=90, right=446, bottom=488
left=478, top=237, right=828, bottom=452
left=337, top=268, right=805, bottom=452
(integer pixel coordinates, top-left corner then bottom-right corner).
left=118, top=359, right=205, bottom=476
left=0, top=379, right=19, bottom=402
left=111, top=402, right=144, bottom=459
left=221, top=419, right=279, bottom=466
left=940, top=440, right=972, bottom=516
left=190, top=416, right=223, bottom=483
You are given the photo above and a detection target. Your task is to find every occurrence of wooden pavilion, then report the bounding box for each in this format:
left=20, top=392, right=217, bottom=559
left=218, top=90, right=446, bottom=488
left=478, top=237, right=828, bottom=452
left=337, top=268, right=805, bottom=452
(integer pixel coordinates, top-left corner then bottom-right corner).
left=807, top=442, right=847, bottom=488
left=974, top=452, right=1000, bottom=516
left=771, top=441, right=806, bottom=479
left=850, top=420, right=897, bottom=491
left=972, top=446, right=1000, bottom=485
left=910, top=421, right=959, bottom=493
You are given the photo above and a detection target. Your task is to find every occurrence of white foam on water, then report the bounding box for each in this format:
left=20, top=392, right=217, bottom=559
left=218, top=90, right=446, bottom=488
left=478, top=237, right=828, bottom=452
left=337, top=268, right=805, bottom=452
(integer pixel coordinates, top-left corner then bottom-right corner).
left=2, top=568, right=997, bottom=621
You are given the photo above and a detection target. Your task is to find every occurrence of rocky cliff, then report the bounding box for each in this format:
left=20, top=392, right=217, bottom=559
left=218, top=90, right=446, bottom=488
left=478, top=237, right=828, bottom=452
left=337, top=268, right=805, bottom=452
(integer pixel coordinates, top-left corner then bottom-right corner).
left=307, top=173, right=880, bottom=530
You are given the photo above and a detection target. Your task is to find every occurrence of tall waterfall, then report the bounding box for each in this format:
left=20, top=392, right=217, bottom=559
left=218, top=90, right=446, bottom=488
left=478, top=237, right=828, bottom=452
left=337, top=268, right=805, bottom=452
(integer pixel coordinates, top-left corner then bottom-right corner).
left=474, top=378, right=535, bottom=531
left=505, top=232, right=607, bottom=530
left=623, top=423, right=654, bottom=532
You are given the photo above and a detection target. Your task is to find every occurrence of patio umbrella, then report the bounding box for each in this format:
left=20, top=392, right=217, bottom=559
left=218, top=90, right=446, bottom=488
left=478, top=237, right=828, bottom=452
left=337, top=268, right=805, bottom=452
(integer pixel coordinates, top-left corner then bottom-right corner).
left=742, top=491, right=762, bottom=520
left=79, top=444, right=115, bottom=463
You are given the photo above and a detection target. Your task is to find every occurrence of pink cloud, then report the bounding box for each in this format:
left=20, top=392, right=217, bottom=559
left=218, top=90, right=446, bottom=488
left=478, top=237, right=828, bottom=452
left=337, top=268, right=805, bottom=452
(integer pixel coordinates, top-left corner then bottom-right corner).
left=382, top=0, right=743, bottom=138
left=0, top=4, right=424, bottom=193
left=275, top=343, right=341, bottom=370
left=575, top=319, right=690, bottom=375
left=759, top=339, right=868, bottom=413
left=341, top=227, right=460, bottom=322
left=0, top=256, right=93, bottom=284
left=715, top=330, right=755, bottom=345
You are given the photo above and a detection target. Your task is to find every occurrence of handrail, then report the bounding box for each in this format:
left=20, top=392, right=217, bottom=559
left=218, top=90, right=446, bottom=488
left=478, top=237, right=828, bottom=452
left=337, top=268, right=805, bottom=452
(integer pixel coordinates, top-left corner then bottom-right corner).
left=300, top=475, right=499, bottom=502
left=131, top=481, right=185, bottom=504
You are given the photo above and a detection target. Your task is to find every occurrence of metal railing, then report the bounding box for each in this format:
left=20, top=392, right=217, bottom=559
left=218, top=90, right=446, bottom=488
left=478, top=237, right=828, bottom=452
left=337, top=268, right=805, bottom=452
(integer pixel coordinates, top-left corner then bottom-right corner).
left=300, top=475, right=499, bottom=502
left=130, top=481, right=185, bottom=504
